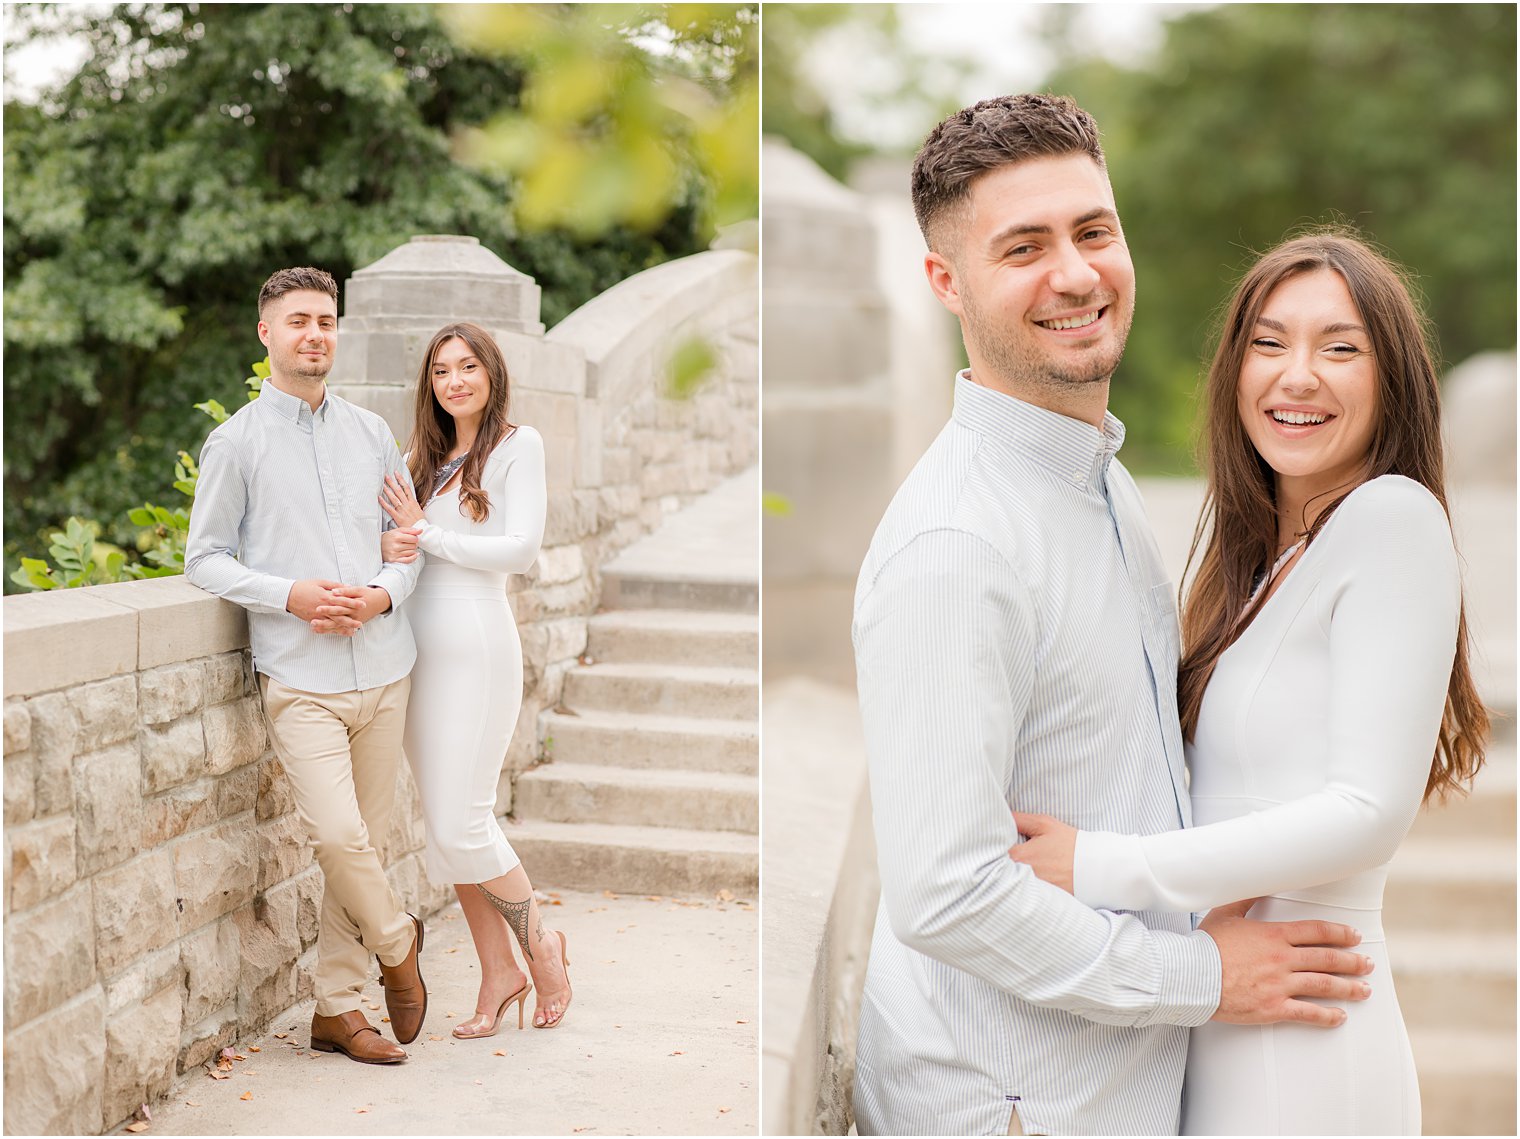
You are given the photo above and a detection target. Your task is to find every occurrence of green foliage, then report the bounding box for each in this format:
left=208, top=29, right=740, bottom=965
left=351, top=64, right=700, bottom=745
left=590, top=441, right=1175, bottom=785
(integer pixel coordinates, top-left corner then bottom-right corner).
left=9, top=357, right=267, bottom=590
left=761, top=5, right=967, bottom=181
left=10, top=518, right=126, bottom=591
left=666, top=334, right=719, bottom=399
left=1045, top=3, right=1517, bottom=472
left=5, top=4, right=735, bottom=590
left=447, top=4, right=758, bottom=236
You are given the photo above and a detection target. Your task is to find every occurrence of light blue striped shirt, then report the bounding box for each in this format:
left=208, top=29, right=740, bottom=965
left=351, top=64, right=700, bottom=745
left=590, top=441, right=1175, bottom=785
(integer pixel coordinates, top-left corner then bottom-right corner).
left=852, top=374, right=1221, bottom=1136
left=185, top=380, right=420, bottom=694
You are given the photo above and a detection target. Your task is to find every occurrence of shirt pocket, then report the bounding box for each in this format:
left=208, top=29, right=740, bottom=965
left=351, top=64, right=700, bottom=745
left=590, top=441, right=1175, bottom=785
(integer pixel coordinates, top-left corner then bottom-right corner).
left=345, top=455, right=386, bottom=526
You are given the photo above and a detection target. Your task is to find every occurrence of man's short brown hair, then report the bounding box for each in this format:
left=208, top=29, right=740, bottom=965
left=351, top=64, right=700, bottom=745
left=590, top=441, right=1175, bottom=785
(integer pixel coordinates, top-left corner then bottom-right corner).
left=911, top=94, right=1107, bottom=251
left=258, top=267, right=338, bottom=318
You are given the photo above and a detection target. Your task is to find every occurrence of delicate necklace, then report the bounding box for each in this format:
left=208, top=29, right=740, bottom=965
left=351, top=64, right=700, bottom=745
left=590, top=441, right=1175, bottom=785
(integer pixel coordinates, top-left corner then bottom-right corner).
left=1247, top=539, right=1305, bottom=607
left=428, top=452, right=469, bottom=503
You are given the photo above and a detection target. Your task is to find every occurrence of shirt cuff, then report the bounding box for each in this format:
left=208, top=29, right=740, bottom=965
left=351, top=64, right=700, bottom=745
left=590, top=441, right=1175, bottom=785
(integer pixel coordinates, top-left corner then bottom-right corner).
left=261, top=576, right=298, bottom=616
left=1141, top=928, right=1221, bottom=1028
left=1074, top=829, right=1145, bottom=909
left=366, top=569, right=405, bottom=615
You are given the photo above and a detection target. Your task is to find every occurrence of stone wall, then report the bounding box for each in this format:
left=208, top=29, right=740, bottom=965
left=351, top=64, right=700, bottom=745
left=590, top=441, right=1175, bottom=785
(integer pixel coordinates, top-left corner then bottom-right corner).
left=1, top=237, right=757, bottom=1136
left=758, top=140, right=953, bottom=1134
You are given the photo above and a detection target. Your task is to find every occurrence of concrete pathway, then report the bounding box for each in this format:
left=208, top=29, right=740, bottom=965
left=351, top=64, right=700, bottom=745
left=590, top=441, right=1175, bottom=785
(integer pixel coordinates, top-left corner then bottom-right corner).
left=139, top=889, right=757, bottom=1136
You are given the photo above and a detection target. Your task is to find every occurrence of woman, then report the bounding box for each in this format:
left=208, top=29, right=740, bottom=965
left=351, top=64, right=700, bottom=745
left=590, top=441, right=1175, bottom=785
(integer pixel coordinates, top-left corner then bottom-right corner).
left=379, top=321, right=573, bottom=1036
left=1008, top=231, right=1487, bottom=1134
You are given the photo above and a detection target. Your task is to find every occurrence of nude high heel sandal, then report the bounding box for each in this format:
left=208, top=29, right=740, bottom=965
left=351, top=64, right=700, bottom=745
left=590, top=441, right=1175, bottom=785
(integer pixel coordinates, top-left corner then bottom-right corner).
left=452, top=978, right=532, bottom=1039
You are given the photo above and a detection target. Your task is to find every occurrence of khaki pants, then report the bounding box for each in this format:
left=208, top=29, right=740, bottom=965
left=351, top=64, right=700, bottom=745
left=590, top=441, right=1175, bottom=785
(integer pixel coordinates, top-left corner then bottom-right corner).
left=260, top=675, right=415, bottom=1016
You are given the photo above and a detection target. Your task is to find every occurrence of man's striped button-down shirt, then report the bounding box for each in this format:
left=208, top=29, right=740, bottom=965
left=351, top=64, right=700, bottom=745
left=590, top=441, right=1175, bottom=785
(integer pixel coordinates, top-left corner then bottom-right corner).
left=185, top=380, right=420, bottom=694
left=852, top=374, right=1221, bottom=1136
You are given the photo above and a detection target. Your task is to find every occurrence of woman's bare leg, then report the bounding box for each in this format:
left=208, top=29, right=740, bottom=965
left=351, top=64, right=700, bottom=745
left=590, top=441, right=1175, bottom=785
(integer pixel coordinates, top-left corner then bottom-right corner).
left=476, top=864, right=572, bottom=1027
left=452, top=882, right=530, bottom=1035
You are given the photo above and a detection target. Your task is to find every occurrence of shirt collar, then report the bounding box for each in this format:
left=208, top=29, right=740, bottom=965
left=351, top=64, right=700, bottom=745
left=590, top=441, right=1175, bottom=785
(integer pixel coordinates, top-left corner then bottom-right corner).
left=258, top=378, right=328, bottom=424
left=952, top=370, right=1125, bottom=492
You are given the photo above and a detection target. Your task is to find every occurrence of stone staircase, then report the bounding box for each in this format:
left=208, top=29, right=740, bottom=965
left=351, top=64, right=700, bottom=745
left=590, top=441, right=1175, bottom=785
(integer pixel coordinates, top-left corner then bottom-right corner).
left=507, top=469, right=759, bottom=898
left=1391, top=718, right=1516, bottom=1135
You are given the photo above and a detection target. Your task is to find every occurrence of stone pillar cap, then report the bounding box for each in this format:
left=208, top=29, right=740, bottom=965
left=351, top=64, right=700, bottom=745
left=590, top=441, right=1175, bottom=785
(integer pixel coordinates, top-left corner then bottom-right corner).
left=353, top=234, right=537, bottom=284
left=342, top=234, right=544, bottom=334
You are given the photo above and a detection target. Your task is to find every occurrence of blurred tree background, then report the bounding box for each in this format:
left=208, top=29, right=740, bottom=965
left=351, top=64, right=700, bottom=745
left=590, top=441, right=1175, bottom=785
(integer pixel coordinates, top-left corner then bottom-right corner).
left=764, top=2, right=1516, bottom=472
left=4, top=1, right=757, bottom=590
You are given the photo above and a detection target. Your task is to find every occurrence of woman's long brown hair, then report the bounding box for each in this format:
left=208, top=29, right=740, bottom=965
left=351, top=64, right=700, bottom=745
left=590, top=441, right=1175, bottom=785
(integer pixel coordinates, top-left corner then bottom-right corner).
left=1178, top=229, right=1487, bottom=803
left=405, top=322, right=514, bottom=524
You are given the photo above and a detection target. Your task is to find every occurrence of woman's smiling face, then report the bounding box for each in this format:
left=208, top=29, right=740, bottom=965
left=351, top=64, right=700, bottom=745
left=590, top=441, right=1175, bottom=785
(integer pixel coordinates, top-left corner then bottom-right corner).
left=1237, top=268, right=1379, bottom=500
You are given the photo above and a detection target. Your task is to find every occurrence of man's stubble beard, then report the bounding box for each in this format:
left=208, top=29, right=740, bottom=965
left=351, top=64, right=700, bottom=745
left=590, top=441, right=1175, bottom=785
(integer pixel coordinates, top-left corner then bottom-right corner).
left=273, top=344, right=334, bottom=389
left=961, top=284, right=1134, bottom=392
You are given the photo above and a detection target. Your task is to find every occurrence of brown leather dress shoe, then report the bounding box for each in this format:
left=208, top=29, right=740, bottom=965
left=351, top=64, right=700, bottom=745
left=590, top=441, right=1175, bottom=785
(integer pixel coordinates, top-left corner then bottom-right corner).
left=310, top=1010, right=406, bottom=1064
left=378, top=913, right=427, bottom=1044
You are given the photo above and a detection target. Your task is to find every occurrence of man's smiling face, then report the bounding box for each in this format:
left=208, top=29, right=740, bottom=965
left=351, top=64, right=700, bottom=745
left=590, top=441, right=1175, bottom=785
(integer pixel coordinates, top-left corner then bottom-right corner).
left=932, top=153, right=1136, bottom=395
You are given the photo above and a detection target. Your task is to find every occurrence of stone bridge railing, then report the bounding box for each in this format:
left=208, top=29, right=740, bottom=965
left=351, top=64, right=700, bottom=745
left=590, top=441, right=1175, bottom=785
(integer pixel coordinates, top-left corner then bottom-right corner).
left=2, top=235, right=757, bottom=1135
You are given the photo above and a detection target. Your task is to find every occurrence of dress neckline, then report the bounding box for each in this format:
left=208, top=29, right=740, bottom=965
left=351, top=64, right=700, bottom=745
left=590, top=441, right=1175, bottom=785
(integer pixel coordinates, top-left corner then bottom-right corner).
left=430, top=426, right=520, bottom=499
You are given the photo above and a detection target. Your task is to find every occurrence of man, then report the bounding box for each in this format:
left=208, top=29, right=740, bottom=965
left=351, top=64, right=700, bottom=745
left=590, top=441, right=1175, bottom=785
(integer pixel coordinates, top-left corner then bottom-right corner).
left=186, top=267, right=428, bottom=1065
left=851, top=95, right=1373, bottom=1135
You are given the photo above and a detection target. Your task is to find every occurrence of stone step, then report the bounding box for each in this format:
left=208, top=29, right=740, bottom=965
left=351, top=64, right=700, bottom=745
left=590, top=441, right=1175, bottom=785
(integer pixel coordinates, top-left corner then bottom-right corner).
left=561, top=661, right=758, bottom=721
left=1408, top=742, right=1515, bottom=841
left=1411, top=1027, right=1516, bottom=1135
left=503, top=817, right=757, bottom=897
left=515, top=762, right=757, bottom=834
left=1384, top=837, right=1516, bottom=933
left=586, top=608, right=758, bottom=669
left=540, top=709, right=757, bottom=774
left=600, top=569, right=758, bottom=614
left=1389, top=932, right=1516, bottom=1034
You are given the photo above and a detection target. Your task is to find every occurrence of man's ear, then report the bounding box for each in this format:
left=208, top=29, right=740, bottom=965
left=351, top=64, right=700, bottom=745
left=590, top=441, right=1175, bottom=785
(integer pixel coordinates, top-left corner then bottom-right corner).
left=924, top=251, right=963, bottom=317
left=256, top=320, right=271, bottom=349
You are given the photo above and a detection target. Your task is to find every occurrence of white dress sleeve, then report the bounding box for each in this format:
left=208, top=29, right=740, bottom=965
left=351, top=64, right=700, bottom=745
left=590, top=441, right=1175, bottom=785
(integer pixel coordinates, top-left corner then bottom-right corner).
left=1072, top=477, right=1461, bottom=913
left=415, top=426, right=547, bottom=574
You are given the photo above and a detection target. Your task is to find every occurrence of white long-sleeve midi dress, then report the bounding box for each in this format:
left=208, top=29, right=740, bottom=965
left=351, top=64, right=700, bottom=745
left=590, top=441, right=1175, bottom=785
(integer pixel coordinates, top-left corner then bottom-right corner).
left=403, top=425, right=547, bottom=885
left=1071, top=475, right=1461, bottom=1135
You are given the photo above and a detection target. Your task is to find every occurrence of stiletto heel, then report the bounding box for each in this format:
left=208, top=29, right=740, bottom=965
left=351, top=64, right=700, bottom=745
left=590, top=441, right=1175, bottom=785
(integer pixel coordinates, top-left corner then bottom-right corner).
left=452, top=978, right=532, bottom=1039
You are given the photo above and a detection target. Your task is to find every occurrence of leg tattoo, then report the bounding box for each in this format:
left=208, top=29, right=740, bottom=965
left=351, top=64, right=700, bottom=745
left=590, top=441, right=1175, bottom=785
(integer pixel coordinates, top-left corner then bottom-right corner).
left=478, top=884, right=533, bottom=962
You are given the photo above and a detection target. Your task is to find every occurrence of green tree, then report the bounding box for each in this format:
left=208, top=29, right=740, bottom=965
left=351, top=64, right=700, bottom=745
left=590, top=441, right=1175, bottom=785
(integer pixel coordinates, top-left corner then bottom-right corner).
left=5, top=3, right=735, bottom=588
left=1046, top=3, right=1517, bottom=471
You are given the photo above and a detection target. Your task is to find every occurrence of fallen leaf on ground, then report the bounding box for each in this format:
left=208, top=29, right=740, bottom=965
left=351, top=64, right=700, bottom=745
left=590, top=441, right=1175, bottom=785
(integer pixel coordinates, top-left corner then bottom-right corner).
left=736, top=1019, right=748, bottom=1024
left=367, top=1003, right=380, bottom=1011
left=248, top=1046, right=261, bottom=1053
left=613, top=1024, right=622, bottom=1029
left=670, top=1050, right=684, bottom=1056
left=546, top=897, right=563, bottom=906
left=380, top=1016, right=391, bottom=1023
left=355, top=1107, right=370, bottom=1114
left=184, top=1102, right=200, bottom=1108
left=493, top=1049, right=506, bottom=1056
left=239, top=1092, right=253, bottom=1102
left=126, top=1124, right=149, bottom=1133
left=602, top=890, right=619, bottom=899
left=716, top=889, right=735, bottom=902
left=446, top=947, right=459, bottom=953
left=644, top=895, right=663, bottom=902
left=589, top=906, right=607, bottom=913
left=428, top=1034, right=443, bottom=1041
left=273, top=1033, right=288, bottom=1039
left=473, top=1080, right=483, bottom=1086
left=719, top=1107, right=732, bottom=1114
left=737, top=902, right=754, bottom=910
